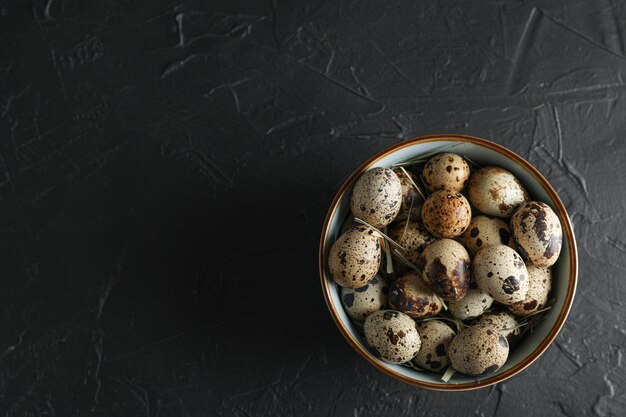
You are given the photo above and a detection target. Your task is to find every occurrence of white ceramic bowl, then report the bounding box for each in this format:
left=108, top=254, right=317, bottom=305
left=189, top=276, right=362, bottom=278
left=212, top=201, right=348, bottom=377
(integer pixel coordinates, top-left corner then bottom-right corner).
left=319, top=134, right=578, bottom=390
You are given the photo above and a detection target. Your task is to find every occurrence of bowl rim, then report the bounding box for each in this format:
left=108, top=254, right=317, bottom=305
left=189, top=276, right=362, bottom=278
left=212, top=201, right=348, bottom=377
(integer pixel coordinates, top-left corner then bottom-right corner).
left=318, top=134, right=578, bottom=391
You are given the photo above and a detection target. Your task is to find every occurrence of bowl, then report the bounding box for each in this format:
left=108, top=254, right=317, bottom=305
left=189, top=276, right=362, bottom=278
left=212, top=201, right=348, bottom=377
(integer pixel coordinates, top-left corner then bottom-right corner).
left=319, top=134, right=578, bottom=390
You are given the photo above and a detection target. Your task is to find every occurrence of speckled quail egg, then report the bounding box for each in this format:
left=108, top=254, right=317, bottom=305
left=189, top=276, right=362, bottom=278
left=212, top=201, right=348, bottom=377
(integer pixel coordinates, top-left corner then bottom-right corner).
left=463, top=216, right=516, bottom=256
left=510, top=201, right=562, bottom=268
left=351, top=167, right=402, bottom=228
left=413, top=320, right=456, bottom=372
left=473, top=245, right=528, bottom=304
left=476, top=310, right=519, bottom=346
left=508, top=264, right=552, bottom=316
left=329, top=226, right=381, bottom=288
left=388, top=220, right=435, bottom=266
left=449, top=325, right=509, bottom=376
left=364, top=310, right=421, bottom=363
left=393, top=168, right=423, bottom=222
left=421, top=191, right=472, bottom=238
left=421, top=239, right=471, bottom=302
left=389, top=271, right=443, bottom=318
left=449, top=284, right=494, bottom=321
left=422, top=153, right=471, bottom=193
left=341, top=275, right=389, bottom=322
left=468, top=167, right=529, bottom=217
left=472, top=245, right=528, bottom=305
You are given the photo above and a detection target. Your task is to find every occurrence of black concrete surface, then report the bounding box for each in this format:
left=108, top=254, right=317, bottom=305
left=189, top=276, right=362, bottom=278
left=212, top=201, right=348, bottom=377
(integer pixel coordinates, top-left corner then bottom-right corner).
left=1, top=0, right=625, bottom=416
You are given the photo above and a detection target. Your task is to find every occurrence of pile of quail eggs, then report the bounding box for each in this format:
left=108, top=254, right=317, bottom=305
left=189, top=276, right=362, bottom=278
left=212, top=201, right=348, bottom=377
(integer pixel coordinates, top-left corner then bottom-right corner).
left=328, top=152, right=562, bottom=379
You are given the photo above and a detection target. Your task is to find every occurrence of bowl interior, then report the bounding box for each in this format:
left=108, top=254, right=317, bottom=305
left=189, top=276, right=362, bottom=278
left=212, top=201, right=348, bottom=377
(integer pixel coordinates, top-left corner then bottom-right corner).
left=321, top=138, right=575, bottom=388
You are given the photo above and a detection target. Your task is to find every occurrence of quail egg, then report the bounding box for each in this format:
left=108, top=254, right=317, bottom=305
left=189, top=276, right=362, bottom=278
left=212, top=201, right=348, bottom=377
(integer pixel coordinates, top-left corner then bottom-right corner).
left=508, top=264, right=552, bottom=316
left=422, top=239, right=471, bottom=301
left=510, top=201, right=562, bottom=268
left=341, top=275, right=388, bottom=322
left=473, top=245, right=529, bottom=305
left=422, top=153, right=471, bottom=193
left=388, top=271, right=443, bottom=318
left=414, top=320, right=456, bottom=372
left=421, top=191, right=472, bottom=238
left=468, top=167, right=529, bottom=217
left=388, top=220, right=435, bottom=266
left=476, top=310, right=519, bottom=346
left=449, top=325, right=509, bottom=376
left=463, top=216, right=516, bottom=256
left=328, top=226, right=381, bottom=288
left=393, top=168, right=423, bottom=222
left=449, top=284, right=494, bottom=321
left=364, top=310, right=421, bottom=363
left=351, top=167, right=402, bottom=228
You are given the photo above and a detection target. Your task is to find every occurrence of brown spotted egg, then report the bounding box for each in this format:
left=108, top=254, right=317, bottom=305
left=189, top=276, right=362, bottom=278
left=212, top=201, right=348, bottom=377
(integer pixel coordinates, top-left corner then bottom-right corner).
left=510, top=201, right=562, bottom=268
left=468, top=167, right=529, bottom=217
left=449, top=284, right=494, bottom=321
left=421, top=191, right=472, bottom=238
left=393, top=168, right=423, bottom=222
left=328, top=226, right=381, bottom=288
left=388, top=271, right=443, bottom=318
left=476, top=310, right=519, bottom=346
left=341, top=275, right=388, bottom=322
left=508, top=264, right=552, bottom=316
left=364, top=310, right=421, bottom=363
left=463, top=216, right=516, bottom=257
left=351, top=167, right=402, bottom=228
left=413, top=320, right=456, bottom=373
left=473, top=245, right=529, bottom=304
left=388, top=220, right=435, bottom=266
left=449, top=325, right=509, bottom=376
left=421, top=239, right=471, bottom=302
left=422, top=153, right=471, bottom=193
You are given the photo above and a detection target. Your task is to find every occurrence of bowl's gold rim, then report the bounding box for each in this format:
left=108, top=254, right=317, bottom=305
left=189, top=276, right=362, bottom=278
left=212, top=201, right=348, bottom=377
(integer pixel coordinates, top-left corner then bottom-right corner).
left=318, top=134, right=578, bottom=391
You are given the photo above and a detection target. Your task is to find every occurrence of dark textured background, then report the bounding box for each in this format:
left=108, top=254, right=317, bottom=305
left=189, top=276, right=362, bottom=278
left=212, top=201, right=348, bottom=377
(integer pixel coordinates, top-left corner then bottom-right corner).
left=0, top=0, right=625, bottom=416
